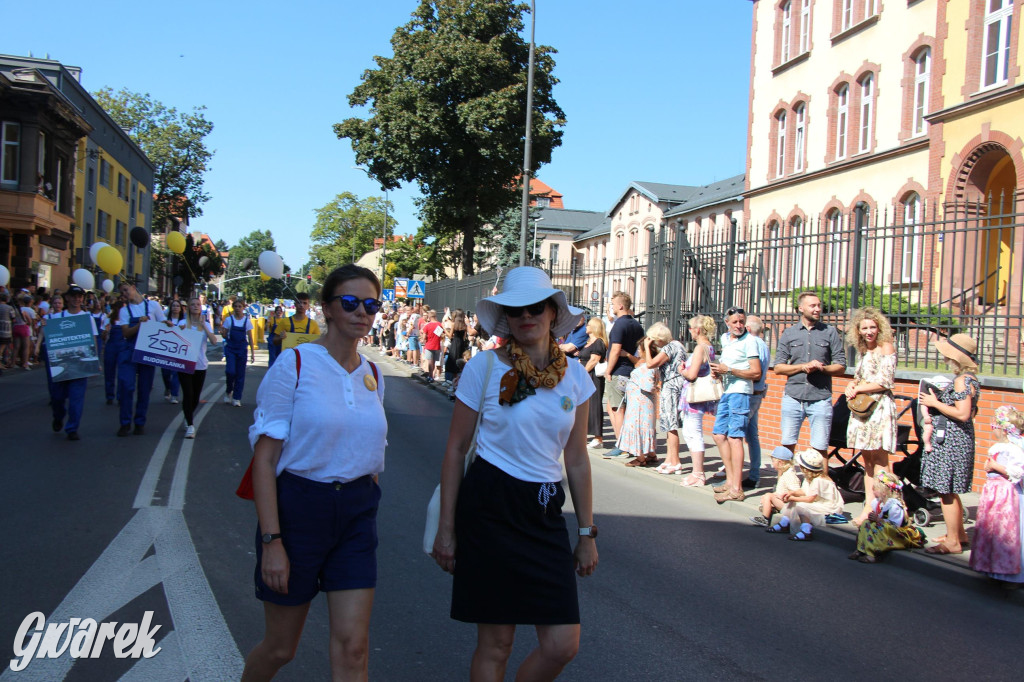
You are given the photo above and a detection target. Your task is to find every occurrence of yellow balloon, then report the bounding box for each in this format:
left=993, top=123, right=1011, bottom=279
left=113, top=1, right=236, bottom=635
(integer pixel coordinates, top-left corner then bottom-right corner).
left=166, top=231, right=186, bottom=254
left=96, top=246, right=123, bottom=276
left=260, top=273, right=271, bottom=281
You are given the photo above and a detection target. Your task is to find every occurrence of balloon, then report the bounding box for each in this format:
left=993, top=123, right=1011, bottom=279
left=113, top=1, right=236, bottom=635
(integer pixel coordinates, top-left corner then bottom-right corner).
left=96, top=246, right=123, bottom=276
left=101, top=279, right=114, bottom=294
left=0, top=264, right=8, bottom=286
left=260, top=273, right=271, bottom=281
left=198, top=256, right=209, bottom=267
left=258, top=250, right=284, bottom=279
left=166, top=231, right=186, bottom=254
left=239, top=258, right=253, bottom=270
left=130, top=227, right=150, bottom=249
left=89, top=241, right=107, bottom=265
left=72, top=268, right=95, bottom=290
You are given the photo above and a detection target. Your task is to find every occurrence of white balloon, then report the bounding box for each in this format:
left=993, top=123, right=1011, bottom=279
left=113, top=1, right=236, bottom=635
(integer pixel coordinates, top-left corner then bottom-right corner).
left=72, top=268, right=95, bottom=290
left=89, top=241, right=107, bottom=265
left=0, top=264, right=9, bottom=286
left=258, top=250, right=284, bottom=279
left=101, top=279, right=114, bottom=294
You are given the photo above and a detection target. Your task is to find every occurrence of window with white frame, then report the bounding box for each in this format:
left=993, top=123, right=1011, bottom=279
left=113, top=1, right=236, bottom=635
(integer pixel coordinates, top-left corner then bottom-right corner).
left=790, top=217, right=804, bottom=288
left=982, top=0, right=1014, bottom=88
left=827, top=210, right=844, bottom=286
left=836, top=84, right=849, bottom=159
left=535, top=196, right=550, bottom=208
left=901, top=194, right=923, bottom=282
left=628, top=229, right=638, bottom=258
left=859, top=74, right=874, bottom=153
left=1, top=122, right=20, bottom=185
left=841, top=0, right=854, bottom=30
left=800, top=0, right=811, bottom=53
left=913, top=49, right=931, bottom=136
left=549, top=242, right=559, bottom=265
left=776, top=110, right=787, bottom=177
left=794, top=103, right=806, bottom=172
left=864, top=0, right=877, bottom=19
left=781, top=1, right=793, bottom=62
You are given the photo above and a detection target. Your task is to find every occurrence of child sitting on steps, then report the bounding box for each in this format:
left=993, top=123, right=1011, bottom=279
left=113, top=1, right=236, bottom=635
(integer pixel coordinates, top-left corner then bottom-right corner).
left=848, top=470, right=924, bottom=563
left=767, top=449, right=844, bottom=541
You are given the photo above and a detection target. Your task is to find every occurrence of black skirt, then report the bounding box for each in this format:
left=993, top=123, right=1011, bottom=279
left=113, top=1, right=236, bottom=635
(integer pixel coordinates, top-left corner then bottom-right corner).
left=451, top=457, right=580, bottom=625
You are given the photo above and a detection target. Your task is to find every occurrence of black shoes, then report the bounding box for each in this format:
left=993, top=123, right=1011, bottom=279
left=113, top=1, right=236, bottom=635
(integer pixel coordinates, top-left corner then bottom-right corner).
left=117, top=424, right=132, bottom=437
left=741, top=478, right=759, bottom=490
left=52, top=417, right=63, bottom=432
left=67, top=432, right=80, bottom=441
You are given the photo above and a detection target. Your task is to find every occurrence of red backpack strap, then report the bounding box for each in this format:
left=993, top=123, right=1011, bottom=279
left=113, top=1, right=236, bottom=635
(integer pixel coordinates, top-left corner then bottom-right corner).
left=368, top=360, right=378, bottom=383
left=294, top=346, right=302, bottom=388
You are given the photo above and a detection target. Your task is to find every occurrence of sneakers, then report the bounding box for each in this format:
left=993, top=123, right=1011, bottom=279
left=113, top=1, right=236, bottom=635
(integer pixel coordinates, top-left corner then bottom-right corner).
left=184, top=425, right=196, bottom=439
left=232, top=399, right=242, bottom=407
left=603, top=448, right=629, bottom=459
left=164, top=391, right=172, bottom=402
left=710, top=466, right=726, bottom=478
left=749, top=515, right=770, bottom=527
left=223, top=394, right=232, bottom=404
left=588, top=438, right=602, bottom=449
left=170, top=397, right=180, bottom=404
left=117, top=424, right=132, bottom=437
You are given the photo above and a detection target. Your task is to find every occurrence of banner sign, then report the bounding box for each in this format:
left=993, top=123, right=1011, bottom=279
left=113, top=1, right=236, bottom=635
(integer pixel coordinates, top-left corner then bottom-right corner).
left=43, top=315, right=99, bottom=383
left=281, top=332, right=318, bottom=349
left=394, top=278, right=409, bottom=298
left=132, top=321, right=204, bottom=374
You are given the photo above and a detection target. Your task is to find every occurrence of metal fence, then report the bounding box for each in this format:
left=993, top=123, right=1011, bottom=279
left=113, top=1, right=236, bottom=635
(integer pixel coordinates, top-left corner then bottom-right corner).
left=425, top=196, right=1023, bottom=375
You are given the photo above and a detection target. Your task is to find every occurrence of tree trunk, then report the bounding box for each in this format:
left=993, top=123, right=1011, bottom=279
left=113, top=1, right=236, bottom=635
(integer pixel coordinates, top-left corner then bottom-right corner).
left=460, top=220, right=477, bottom=276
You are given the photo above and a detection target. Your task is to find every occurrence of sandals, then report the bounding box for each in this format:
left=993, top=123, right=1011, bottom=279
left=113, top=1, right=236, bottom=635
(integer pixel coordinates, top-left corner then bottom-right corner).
left=656, top=463, right=683, bottom=475
left=925, top=544, right=963, bottom=555
left=680, top=472, right=706, bottom=487
left=625, top=454, right=657, bottom=468
left=766, top=523, right=789, bottom=534
left=789, top=531, right=812, bottom=541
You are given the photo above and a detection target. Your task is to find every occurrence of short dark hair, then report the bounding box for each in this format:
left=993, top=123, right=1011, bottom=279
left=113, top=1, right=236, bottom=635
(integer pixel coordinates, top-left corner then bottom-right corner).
left=796, top=290, right=820, bottom=305
left=295, top=292, right=311, bottom=302
left=320, top=264, right=381, bottom=305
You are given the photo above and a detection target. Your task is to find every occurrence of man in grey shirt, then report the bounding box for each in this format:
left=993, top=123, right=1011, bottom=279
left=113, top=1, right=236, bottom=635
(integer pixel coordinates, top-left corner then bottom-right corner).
left=772, top=292, right=846, bottom=456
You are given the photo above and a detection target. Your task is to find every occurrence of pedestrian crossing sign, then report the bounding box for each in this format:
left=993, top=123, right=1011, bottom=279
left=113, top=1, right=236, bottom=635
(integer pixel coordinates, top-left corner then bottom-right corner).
left=407, top=280, right=425, bottom=298
left=394, top=278, right=409, bottom=297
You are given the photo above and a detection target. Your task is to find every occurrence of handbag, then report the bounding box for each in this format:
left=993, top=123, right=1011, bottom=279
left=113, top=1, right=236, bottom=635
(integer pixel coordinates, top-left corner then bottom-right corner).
left=423, top=350, right=494, bottom=554
left=594, top=360, right=608, bottom=376
left=848, top=391, right=882, bottom=420
left=686, top=373, right=723, bottom=404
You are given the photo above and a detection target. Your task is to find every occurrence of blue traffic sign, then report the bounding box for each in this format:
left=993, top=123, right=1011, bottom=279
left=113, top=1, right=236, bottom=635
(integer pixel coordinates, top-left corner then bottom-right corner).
left=407, top=280, right=426, bottom=298
left=382, top=289, right=395, bottom=302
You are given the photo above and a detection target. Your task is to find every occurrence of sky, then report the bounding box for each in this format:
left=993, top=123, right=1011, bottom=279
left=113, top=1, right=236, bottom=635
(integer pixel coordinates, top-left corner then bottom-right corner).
left=7, top=0, right=753, bottom=271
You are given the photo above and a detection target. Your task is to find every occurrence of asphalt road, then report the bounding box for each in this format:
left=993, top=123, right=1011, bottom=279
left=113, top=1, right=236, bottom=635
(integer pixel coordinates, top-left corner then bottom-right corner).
left=1, top=350, right=1022, bottom=680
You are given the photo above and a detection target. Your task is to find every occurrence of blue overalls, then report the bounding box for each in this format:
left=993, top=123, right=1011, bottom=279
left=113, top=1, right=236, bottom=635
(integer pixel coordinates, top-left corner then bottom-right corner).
left=118, top=301, right=156, bottom=427
left=161, top=318, right=184, bottom=400
left=47, top=311, right=92, bottom=436
left=267, top=317, right=280, bottom=367
left=224, top=314, right=250, bottom=400
left=104, top=320, right=124, bottom=402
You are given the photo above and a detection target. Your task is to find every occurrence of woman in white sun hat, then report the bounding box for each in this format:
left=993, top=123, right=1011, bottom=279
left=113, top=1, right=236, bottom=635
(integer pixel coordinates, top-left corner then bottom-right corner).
left=432, top=266, right=598, bottom=681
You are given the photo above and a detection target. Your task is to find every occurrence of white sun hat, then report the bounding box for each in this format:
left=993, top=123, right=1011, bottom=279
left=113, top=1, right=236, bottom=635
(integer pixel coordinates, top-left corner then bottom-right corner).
left=476, top=266, right=583, bottom=339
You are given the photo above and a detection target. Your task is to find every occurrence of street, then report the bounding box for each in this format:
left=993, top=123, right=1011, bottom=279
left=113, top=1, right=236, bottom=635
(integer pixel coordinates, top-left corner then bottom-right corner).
left=2, top=351, right=1022, bottom=681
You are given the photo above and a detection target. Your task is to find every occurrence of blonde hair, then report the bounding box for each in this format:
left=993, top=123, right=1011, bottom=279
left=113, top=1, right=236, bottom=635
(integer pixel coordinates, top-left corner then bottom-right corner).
left=801, top=467, right=827, bottom=481
left=646, top=321, right=672, bottom=345
left=586, top=317, right=608, bottom=346
left=773, top=457, right=793, bottom=473
left=845, top=307, right=894, bottom=354
left=946, top=358, right=979, bottom=375
left=688, top=315, right=717, bottom=341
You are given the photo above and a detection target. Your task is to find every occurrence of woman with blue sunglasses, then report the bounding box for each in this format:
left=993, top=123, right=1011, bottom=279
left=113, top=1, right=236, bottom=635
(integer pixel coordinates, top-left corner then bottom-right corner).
left=244, top=263, right=387, bottom=681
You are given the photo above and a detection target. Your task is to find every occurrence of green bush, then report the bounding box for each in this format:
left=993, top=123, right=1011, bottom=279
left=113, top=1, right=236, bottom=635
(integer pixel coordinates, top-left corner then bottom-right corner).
left=791, top=285, right=960, bottom=333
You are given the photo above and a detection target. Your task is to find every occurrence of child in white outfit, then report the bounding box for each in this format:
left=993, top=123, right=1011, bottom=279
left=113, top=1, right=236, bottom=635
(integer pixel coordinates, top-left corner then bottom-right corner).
left=767, top=449, right=844, bottom=541
left=751, top=446, right=802, bottom=527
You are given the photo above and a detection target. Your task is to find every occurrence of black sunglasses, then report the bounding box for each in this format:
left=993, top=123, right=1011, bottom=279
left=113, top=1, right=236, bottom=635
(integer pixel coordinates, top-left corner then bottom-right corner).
left=503, top=301, right=549, bottom=318
left=725, top=307, right=746, bottom=317
left=330, top=295, right=382, bottom=314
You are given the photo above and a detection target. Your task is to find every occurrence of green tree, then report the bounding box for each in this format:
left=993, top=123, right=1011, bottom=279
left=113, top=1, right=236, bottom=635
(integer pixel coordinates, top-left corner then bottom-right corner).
left=171, top=235, right=226, bottom=297
left=481, top=205, right=540, bottom=268
left=93, top=88, right=214, bottom=231
left=307, top=192, right=395, bottom=281
left=334, top=0, right=565, bottom=276
left=225, top=230, right=292, bottom=302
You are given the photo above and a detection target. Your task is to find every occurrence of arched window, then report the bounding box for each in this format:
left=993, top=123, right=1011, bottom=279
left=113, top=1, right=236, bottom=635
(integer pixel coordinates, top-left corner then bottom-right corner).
left=901, top=193, right=923, bottom=282
left=859, top=73, right=874, bottom=153
left=776, top=110, right=787, bottom=177
left=794, top=103, right=806, bottom=172
left=799, top=0, right=811, bottom=53
left=628, top=228, right=638, bottom=258
left=781, top=1, right=793, bottom=62
left=836, top=84, right=849, bottom=160
left=913, top=49, right=931, bottom=136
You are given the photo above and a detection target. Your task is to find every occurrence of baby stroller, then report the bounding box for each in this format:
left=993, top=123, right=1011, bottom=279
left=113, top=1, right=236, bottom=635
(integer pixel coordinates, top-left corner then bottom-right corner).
left=827, top=395, right=866, bottom=504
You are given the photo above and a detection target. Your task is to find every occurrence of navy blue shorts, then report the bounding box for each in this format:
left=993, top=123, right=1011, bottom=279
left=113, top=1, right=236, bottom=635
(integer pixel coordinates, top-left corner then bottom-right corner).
left=254, top=471, right=381, bottom=606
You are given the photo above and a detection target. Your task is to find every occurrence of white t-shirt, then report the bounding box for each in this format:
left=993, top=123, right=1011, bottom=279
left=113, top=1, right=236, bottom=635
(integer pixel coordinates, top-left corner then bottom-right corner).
left=249, top=345, right=387, bottom=483
left=183, top=319, right=214, bottom=371
left=118, top=300, right=167, bottom=327
left=223, top=314, right=254, bottom=333
left=719, top=331, right=760, bottom=395
left=456, top=350, right=595, bottom=483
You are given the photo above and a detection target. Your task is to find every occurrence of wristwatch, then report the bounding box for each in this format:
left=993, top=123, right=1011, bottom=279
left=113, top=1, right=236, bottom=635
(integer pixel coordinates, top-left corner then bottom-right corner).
left=261, top=532, right=282, bottom=544
left=578, top=525, right=598, bottom=539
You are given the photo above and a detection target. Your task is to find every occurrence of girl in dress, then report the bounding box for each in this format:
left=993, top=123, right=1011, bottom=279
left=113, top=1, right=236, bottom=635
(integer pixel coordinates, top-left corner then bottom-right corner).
left=767, top=449, right=844, bottom=541
left=848, top=470, right=924, bottom=563
left=970, top=406, right=1024, bottom=587
left=618, top=339, right=658, bottom=467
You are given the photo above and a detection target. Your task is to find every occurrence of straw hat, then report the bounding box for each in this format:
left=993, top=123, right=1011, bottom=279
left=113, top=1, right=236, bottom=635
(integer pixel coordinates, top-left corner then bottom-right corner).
left=795, top=449, right=825, bottom=472
left=476, top=267, right=583, bottom=339
left=932, top=333, right=978, bottom=368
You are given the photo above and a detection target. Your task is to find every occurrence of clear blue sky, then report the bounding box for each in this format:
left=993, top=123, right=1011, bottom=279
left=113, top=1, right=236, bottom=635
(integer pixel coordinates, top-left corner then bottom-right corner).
left=9, top=0, right=753, bottom=271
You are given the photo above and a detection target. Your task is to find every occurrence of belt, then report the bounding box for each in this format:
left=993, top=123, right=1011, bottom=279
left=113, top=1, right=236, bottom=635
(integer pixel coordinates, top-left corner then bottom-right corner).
left=753, top=389, right=767, bottom=395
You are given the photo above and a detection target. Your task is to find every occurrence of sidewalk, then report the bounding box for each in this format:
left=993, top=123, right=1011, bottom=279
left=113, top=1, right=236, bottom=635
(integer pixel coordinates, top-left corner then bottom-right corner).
left=368, top=346, right=1007, bottom=590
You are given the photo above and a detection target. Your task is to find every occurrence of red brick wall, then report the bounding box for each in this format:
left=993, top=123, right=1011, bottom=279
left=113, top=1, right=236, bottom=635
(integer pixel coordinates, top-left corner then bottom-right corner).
left=703, top=372, right=1024, bottom=492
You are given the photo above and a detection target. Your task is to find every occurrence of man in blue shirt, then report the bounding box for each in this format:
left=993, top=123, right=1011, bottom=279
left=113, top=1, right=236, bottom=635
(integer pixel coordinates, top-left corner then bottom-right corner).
left=558, top=316, right=589, bottom=360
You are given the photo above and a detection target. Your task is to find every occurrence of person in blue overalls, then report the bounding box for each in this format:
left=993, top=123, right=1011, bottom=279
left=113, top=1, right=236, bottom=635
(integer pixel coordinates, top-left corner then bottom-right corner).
left=220, top=298, right=255, bottom=406
left=117, top=280, right=168, bottom=436
left=103, top=300, right=125, bottom=405
left=266, top=305, right=284, bottom=367
left=41, top=285, right=97, bottom=441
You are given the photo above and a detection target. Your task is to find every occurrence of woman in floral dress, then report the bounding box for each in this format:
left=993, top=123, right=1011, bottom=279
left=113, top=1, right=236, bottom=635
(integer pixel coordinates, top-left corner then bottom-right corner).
left=919, top=333, right=981, bottom=555
left=844, top=308, right=898, bottom=526
left=618, top=339, right=658, bottom=466
left=645, top=322, right=688, bottom=474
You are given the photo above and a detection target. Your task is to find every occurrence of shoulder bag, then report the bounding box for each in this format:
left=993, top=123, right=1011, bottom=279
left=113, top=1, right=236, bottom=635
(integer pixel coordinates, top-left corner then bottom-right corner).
left=423, top=350, right=494, bottom=554
left=685, top=345, right=722, bottom=404
left=848, top=390, right=882, bottom=420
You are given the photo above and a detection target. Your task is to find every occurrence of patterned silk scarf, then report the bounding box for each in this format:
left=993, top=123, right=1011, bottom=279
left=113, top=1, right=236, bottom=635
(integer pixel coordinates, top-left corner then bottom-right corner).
left=499, top=336, right=567, bottom=406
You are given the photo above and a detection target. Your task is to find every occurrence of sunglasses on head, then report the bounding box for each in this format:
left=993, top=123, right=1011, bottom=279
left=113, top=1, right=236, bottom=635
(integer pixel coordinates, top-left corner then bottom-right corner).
left=503, top=300, right=549, bottom=317
left=725, top=307, right=746, bottom=317
left=330, top=295, right=382, bottom=314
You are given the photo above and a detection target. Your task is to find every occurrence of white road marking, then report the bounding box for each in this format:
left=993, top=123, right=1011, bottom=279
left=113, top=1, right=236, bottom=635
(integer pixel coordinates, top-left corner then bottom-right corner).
left=4, top=380, right=246, bottom=680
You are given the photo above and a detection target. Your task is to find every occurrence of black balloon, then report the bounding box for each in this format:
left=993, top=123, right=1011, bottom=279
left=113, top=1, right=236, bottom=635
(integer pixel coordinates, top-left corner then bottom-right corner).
left=199, top=256, right=209, bottom=267
left=130, top=227, right=150, bottom=249
left=239, top=258, right=253, bottom=270
left=173, top=275, right=183, bottom=287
